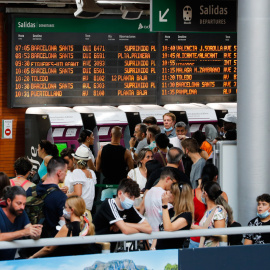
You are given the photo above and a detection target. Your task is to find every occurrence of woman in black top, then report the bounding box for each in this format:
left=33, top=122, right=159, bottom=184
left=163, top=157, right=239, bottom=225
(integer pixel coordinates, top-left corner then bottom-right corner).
left=156, top=183, right=194, bottom=250
left=30, top=196, right=100, bottom=258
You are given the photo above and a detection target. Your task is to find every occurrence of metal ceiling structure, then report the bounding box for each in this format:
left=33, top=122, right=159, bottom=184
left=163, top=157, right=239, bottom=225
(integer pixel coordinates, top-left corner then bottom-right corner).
left=2, top=0, right=150, bottom=15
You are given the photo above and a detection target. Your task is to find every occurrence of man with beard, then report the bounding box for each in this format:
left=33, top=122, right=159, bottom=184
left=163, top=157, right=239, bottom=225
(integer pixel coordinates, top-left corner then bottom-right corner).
left=146, top=125, right=161, bottom=152
left=129, top=123, right=148, bottom=161
left=0, top=186, right=42, bottom=261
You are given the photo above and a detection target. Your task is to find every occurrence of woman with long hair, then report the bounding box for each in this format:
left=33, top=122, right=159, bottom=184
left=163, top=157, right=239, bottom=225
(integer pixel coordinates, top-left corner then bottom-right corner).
left=189, top=164, right=228, bottom=248
left=0, top=172, right=10, bottom=205
left=10, top=157, right=35, bottom=190
left=128, top=148, right=153, bottom=190
left=30, top=196, right=99, bottom=258
left=77, top=129, right=95, bottom=171
left=68, top=147, right=97, bottom=216
left=38, top=140, right=59, bottom=181
left=191, top=181, right=233, bottom=247
left=156, top=182, right=194, bottom=250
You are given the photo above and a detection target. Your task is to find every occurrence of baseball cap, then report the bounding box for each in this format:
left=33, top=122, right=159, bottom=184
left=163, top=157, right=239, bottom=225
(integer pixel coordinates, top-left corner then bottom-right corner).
left=220, top=113, right=237, bottom=124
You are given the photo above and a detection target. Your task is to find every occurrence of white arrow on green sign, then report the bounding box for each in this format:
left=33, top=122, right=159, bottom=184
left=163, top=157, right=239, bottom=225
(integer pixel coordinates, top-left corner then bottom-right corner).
left=151, top=0, right=176, bottom=31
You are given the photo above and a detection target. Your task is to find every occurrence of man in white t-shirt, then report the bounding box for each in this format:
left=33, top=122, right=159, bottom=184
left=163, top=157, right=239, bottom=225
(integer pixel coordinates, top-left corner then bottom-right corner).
left=169, top=121, right=189, bottom=150
left=144, top=167, right=177, bottom=232
left=60, top=148, right=75, bottom=194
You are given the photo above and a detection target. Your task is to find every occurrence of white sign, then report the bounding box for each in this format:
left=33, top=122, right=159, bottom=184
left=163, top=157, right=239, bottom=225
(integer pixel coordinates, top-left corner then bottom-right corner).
left=66, top=128, right=77, bottom=137
left=2, top=120, right=13, bottom=139
left=186, top=109, right=217, bottom=122
left=98, top=127, right=110, bottom=136
left=48, top=113, right=82, bottom=126
left=52, top=128, right=65, bottom=137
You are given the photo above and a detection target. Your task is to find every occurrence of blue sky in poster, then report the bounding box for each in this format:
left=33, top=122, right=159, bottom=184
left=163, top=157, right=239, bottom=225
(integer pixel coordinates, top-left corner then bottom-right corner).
left=0, top=249, right=178, bottom=270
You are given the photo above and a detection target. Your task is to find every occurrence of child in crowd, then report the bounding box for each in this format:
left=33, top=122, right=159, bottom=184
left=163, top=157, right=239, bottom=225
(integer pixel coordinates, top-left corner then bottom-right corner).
left=244, top=193, right=270, bottom=245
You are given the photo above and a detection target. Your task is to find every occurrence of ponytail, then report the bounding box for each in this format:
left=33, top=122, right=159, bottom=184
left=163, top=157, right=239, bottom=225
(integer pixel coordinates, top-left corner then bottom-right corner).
left=51, top=144, right=59, bottom=158
left=215, top=195, right=233, bottom=226
left=80, top=212, right=95, bottom=236
left=204, top=181, right=233, bottom=226
left=39, top=140, right=59, bottom=157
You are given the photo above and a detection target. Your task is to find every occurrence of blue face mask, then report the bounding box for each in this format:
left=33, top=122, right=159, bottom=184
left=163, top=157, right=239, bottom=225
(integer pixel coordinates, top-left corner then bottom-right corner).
left=257, top=209, right=270, bottom=219
left=201, top=194, right=206, bottom=205
left=164, top=126, right=173, bottom=132
left=120, top=195, right=134, bottom=210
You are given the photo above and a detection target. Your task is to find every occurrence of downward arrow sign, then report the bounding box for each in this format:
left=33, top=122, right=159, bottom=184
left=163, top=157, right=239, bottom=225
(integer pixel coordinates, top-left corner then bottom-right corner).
left=159, top=8, right=169, bottom=22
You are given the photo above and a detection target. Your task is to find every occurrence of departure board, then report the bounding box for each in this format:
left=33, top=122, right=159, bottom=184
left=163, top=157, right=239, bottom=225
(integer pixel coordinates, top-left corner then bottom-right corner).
left=8, top=15, right=237, bottom=107
left=9, top=15, right=157, bottom=107
left=160, top=33, right=237, bottom=104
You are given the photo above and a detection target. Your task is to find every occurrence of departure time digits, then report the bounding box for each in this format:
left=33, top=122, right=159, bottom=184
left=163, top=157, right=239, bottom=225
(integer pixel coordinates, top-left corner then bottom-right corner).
left=14, top=43, right=156, bottom=99
left=12, top=32, right=237, bottom=105
left=161, top=43, right=237, bottom=96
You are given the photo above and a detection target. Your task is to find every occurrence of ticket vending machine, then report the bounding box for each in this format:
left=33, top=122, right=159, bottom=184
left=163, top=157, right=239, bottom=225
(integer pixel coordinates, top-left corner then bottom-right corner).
left=73, top=106, right=129, bottom=153
left=25, top=107, right=83, bottom=172
left=73, top=106, right=129, bottom=205
left=118, top=104, right=169, bottom=136
left=206, top=102, right=237, bottom=132
left=164, top=103, right=217, bottom=135
left=207, top=102, right=237, bottom=117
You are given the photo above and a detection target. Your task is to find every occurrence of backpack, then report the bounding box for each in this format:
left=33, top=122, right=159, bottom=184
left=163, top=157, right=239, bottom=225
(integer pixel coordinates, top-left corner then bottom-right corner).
left=25, top=186, right=57, bottom=224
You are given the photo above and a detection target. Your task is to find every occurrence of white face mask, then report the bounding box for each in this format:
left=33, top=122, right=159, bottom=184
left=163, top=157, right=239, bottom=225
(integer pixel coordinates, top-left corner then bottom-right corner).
left=63, top=208, right=71, bottom=220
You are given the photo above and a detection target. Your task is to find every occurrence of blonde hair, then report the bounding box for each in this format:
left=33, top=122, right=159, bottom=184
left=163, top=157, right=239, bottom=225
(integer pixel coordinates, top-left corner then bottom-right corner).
left=66, top=196, right=95, bottom=236
left=163, top=112, right=176, bottom=122
left=171, top=183, right=194, bottom=221
left=74, top=158, right=88, bottom=170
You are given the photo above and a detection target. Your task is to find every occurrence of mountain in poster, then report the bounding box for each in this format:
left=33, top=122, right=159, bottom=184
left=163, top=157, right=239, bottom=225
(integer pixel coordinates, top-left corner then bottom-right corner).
left=84, top=259, right=150, bottom=270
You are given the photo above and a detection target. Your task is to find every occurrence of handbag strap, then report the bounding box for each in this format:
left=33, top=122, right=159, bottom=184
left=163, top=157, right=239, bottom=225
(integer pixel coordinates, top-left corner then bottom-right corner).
left=134, top=168, right=137, bottom=181
left=199, top=206, right=218, bottom=248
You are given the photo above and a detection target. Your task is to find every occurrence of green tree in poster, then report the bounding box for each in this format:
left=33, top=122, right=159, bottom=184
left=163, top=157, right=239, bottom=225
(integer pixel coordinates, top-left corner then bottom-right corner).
left=164, top=263, right=178, bottom=270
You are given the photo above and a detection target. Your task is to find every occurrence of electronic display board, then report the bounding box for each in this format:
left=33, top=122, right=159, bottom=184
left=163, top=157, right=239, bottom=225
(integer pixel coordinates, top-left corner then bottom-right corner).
left=160, top=32, right=237, bottom=104
left=8, top=15, right=236, bottom=107
left=9, top=15, right=158, bottom=107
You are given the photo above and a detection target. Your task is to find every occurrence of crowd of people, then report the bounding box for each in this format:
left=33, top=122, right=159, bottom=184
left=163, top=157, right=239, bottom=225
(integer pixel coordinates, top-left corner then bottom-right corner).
left=0, top=111, right=269, bottom=261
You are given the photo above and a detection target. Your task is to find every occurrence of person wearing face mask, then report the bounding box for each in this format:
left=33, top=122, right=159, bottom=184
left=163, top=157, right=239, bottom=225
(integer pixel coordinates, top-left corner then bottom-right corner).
left=244, top=193, right=270, bottom=245
left=156, top=183, right=194, bottom=250
left=93, top=178, right=152, bottom=251
left=161, top=113, right=177, bottom=138
left=191, top=181, right=233, bottom=247
left=189, top=164, right=228, bottom=248
left=29, top=196, right=101, bottom=258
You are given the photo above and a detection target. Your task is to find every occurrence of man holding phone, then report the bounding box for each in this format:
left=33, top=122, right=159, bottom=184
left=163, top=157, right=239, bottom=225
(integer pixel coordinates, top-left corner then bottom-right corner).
left=0, top=186, right=42, bottom=261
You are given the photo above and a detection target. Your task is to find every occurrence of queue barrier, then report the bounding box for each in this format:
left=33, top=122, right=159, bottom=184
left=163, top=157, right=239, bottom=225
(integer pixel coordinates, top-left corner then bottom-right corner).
left=0, top=225, right=269, bottom=250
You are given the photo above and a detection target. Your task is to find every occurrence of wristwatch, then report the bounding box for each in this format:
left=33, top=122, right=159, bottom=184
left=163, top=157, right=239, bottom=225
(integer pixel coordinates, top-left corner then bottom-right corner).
left=162, top=205, right=168, bottom=209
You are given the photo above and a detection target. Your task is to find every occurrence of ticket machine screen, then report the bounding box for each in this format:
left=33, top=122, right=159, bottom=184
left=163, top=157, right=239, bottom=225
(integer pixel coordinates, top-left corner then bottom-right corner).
left=55, top=142, right=68, bottom=156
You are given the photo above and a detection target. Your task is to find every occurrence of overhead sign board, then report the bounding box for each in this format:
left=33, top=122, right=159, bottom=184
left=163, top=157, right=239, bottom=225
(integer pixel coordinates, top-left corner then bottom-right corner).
left=151, top=0, right=237, bottom=32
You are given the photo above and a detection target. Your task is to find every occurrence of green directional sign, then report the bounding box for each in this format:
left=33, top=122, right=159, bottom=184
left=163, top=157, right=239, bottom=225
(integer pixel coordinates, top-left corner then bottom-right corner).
left=151, top=0, right=237, bottom=32
left=150, top=0, right=176, bottom=32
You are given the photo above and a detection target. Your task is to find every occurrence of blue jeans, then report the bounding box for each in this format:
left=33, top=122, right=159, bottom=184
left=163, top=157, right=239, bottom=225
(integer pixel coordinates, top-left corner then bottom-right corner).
left=189, top=239, right=200, bottom=248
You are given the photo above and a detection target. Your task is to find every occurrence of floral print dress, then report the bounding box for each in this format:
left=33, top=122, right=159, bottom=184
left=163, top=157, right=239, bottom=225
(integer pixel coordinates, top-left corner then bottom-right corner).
left=199, top=205, right=228, bottom=247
